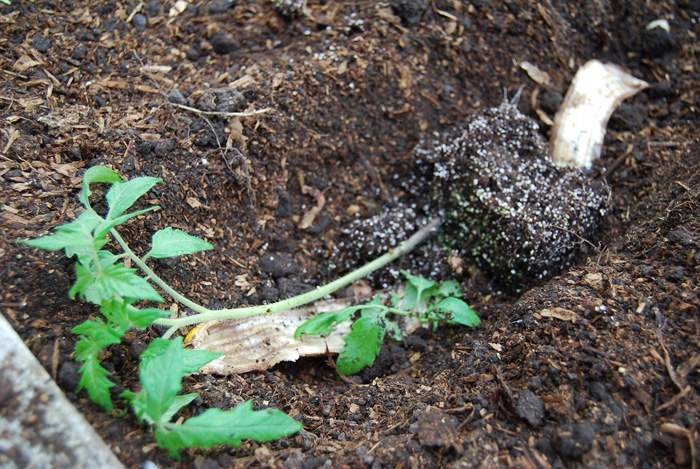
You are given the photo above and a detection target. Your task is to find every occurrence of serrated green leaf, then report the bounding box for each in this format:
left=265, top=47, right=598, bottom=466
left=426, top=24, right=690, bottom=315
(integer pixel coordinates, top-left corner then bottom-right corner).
left=155, top=401, right=302, bottom=459
left=160, top=393, right=199, bottom=424
left=438, top=280, right=462, bottom=298
left=72, top=319, right=123, bottom=412
left=76, top=353, right=117, bottom=411
left=134, top=338, right=221, bottom=426
left=435, top=297, right=480, bottom=328
left=141, top=339, right=222, bottom=375
left=337, top=316, right=385, bottom=375
left=149, top=227, right=214, bottom=259
left=101, top=300, right=167, bottom=334
left=294, top=307, right=355, bottom=339
left=79, top=166, right=123, bottom=208
left=21, top=211, right=104, bottom=264
left=106, top=176, right=162, bottom=219
left=130, top=307, right=169, bottom=329
left=138, top=338, right=187, bottom=424
left=71, top=262, right=163, bottom=305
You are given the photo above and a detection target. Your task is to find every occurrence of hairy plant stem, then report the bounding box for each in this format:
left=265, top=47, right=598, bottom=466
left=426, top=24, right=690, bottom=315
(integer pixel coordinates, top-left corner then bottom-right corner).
left=113, top=218, right=443, bottom=338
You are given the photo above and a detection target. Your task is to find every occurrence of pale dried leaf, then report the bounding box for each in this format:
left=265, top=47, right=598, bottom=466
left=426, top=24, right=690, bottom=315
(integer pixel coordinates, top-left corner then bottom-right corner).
left=538, top=307, right=579, bottom=322
left=520, top=61, right=552, bottom=87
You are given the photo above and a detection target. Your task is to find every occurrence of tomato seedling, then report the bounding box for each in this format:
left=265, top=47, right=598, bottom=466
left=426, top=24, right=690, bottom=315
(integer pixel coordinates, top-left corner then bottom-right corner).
left=21, top=166, right=300, bottom=456
left=295, top=271, right=480, bottom=375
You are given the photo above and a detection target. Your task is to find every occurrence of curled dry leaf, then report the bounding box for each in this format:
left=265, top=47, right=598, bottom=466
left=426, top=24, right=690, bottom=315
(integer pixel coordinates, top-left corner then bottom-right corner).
left=551, top=60, right=649, bottom=169
left=537, top=307, right=579, bottom=322
left=520, top=61, right=552, bottom=87
left=190, top=298, right=419, bottom=375
left=298, top=185, right=325, bottom=230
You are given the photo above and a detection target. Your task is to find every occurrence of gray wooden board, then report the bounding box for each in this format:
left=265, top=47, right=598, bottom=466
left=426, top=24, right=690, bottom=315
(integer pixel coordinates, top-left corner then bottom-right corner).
left=0, top=314, right=123, bottom=468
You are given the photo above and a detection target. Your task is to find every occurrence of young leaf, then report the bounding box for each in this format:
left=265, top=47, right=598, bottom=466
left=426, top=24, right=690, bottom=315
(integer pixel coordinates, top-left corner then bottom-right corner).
left=72, top=319, right=123, bottom=411
left=337, top=316, right=385, bottom=375
left=140, top=339, right=222, bottom=375
left=21, top=210, right=104, bottom=264
left=70, top=262, right=164, bottom=305
left=137, top=338, right=188, bottom=424
left=435, top=297, right=480, bottom=328
left=134, top=338, right=222, bottom=425
left=294, top=307, right=355, bottom=339
left=155, top=401, right=302, bottom=459
left=106, top=176, right=162, bottom=219
left=401, top=270, right=438, bottom=307
left=101, top=300, right=167, bottom=333
left=438, top=280, right=462, bottom=298
left=149, top=227, right=213, bottom=259
left=79, top=165, right=122, bottom=208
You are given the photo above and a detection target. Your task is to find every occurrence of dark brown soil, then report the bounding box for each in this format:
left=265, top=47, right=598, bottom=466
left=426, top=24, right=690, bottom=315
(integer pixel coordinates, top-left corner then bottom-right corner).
left=1, top=1, right=699, bottom=468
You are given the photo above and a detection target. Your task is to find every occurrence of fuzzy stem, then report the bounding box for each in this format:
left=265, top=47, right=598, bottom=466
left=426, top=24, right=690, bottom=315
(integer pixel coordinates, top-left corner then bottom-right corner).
left=114, top=218, right=442, bottom=336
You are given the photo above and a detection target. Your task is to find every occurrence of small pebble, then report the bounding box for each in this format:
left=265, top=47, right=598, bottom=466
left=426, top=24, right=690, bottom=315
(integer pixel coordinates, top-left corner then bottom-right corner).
left=132, top=13, right=147, bottom=30
left=31, top=35, right=51, bottom=53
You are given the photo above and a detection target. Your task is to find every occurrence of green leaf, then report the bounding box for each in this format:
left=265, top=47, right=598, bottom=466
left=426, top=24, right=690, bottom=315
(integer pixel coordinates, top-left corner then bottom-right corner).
left=79, top=166, right=123, bottom=208
left=21, top=211, right=104, bottom=264
left=134, top=338, right=221, bottom=425
left=101, top=300, right=166, bottom=334
left=401, top=270, right=438, bottom=307
left=72, top=319, right=124, bottom=411
left=137, top=338, right=188, bottom=424
left=401, top=283, right=418, bottom=310
left=149, top=227, right=214, bottom=259
left=70, top=262, right=163, bottom=305
left=141, top=339, right=222, bottom=375
left=438, top=280, right=462, bottom=298
left=435, top=297, right=480, bottom=328
left=106, top=176, right=162, bottom=219
left=155, top=401, right=302, bottom=459
left=294, top=307, right=355, bottom=339
left=159, top=393, right=199, bottom=424
left=337, top=316, right=385, bottom=375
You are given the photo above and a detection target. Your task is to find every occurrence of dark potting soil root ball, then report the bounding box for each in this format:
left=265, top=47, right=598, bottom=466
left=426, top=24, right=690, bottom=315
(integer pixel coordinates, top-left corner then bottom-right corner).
left=415, top=101, right=610, bottom=289
left=337, top=203, right=452, bottom=287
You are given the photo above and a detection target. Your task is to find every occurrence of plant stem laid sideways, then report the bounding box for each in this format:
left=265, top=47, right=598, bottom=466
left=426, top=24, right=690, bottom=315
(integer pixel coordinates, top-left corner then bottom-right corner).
left=21, top=165, right=480, bottom=459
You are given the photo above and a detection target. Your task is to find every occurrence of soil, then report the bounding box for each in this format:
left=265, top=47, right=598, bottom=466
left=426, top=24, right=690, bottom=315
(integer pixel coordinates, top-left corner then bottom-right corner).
left=1, top=1, right=699, bottom=468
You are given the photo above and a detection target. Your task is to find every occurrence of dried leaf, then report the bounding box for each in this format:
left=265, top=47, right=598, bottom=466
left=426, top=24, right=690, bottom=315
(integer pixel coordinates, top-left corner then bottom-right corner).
left=520, top=61, right=552, bottom=87
left=13, top=55, right=42, bottom=72
left=538, top=307, right=579, bottom=322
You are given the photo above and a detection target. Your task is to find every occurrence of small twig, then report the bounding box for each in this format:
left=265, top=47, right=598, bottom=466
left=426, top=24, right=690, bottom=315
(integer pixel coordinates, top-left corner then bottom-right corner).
left=657, top=330, right=684, bottom=391
left=656, top=385, right=692, bottom=412
left=51, top=338, right=60, bottom=381
left=169, top=102, right=272, bottom=118
left=456, top=406, right=477, bottom=431
left=552, top=225, right=598, bottom=250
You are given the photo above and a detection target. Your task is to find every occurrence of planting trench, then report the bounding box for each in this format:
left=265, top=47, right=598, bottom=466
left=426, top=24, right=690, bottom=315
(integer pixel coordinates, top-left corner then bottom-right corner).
left=1, top=0, right=699, bottom=467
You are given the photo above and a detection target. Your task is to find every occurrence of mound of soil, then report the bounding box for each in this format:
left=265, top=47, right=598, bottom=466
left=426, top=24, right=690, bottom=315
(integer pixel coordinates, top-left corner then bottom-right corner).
left=1, top=1, right=698, bottom=467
